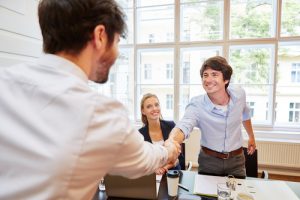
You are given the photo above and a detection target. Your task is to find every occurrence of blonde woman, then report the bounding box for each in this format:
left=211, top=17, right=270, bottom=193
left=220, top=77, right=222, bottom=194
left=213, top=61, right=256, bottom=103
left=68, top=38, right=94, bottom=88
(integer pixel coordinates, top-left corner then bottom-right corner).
left=139, top=93, right=183, bottom=175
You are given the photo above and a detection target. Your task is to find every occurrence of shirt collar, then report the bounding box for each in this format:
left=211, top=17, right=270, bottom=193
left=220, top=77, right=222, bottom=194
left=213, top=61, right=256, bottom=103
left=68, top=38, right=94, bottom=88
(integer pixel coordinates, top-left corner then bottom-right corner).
left=203, top=86, right=237, bottom=112
left=37, top=54, right=88, bottom=83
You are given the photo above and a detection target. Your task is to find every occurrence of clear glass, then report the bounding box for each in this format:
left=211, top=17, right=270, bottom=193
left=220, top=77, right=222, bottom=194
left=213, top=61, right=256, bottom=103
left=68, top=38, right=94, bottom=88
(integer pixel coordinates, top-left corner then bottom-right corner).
left=229, top=45, right=274, bottom=124
left=88, top=48, right=134, bottom=120
left=136, top=0, right=173, bottom=7
left=180, top=0, right=223, bottom=41
left=137, top=49, right=174, bottom=84
left=180, top=47, right=222, bottom=84
left=116, top=0, right=133, bottom=9
left=179, top=47, right=222, bottom=118
left=230, top=0, right=275, bottom=39
left=120, top=8, right=134, bottom=44
left=136, top=5, right=174, bottom=43
left=179, top=85, right=206, bottom=120
left=136, top=49, right=174, bottom=120
left=276, top=42, right=300, bottom=126
left=281, top=0, right=300, bottom=37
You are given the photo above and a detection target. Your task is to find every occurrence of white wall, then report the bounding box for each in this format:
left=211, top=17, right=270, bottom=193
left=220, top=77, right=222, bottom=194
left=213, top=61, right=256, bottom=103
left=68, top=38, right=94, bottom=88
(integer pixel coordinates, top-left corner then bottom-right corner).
left=0, top=0, right=42, bottom=67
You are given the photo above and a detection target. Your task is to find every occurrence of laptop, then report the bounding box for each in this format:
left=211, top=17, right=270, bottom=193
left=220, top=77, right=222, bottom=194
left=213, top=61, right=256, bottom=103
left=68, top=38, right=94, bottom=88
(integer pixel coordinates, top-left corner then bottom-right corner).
left=104, top=173, right=159, bottom=199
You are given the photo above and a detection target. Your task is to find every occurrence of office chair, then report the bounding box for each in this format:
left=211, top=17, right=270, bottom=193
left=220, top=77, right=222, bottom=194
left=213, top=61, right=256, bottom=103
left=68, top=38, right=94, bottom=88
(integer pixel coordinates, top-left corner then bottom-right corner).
left=179, top=143, right=193, bottom=171
left=243, top=147, right=268, bottom=179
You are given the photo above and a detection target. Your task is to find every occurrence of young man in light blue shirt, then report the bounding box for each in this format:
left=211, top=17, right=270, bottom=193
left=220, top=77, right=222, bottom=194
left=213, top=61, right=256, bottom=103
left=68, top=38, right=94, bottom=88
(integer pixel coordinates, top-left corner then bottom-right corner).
left=168, top=56, right=256, bottom=178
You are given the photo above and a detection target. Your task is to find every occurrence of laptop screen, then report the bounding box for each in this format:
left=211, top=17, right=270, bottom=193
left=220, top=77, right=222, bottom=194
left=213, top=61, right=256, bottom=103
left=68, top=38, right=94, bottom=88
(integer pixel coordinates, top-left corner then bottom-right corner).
left=105, top=173, right=159, bottom=199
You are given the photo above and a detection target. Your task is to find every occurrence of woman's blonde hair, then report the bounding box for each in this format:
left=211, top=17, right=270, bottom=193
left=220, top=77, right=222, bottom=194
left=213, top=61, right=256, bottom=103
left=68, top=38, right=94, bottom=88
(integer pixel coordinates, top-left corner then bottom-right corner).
left=140, top=93, right=162, bottom=125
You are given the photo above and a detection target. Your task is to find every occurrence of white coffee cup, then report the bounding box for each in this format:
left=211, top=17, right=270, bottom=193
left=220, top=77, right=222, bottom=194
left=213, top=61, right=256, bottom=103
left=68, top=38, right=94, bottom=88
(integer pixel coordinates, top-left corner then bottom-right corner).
left=167, top=170, right=180, bottom=196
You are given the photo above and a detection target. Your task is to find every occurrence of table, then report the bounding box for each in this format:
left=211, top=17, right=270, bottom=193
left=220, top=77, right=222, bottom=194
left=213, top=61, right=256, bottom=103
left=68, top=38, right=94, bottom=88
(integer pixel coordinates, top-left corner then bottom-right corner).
left=95, top=171, right=300, bottom=200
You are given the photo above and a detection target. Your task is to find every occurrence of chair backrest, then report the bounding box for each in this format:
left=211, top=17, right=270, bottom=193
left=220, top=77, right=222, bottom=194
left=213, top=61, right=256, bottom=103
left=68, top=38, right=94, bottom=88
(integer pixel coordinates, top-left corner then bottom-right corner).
left=179, top=143, right=186, bottom=170
left=243, top=147, right=258, bottom=178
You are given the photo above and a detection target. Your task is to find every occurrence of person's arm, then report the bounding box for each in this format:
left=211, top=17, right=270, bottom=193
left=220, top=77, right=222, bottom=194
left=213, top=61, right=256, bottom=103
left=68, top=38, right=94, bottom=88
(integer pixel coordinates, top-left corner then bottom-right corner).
left=107, top=121, right=180, bottom=178
left=242, top=119, right=256, bottom=155
left=168, top=127, right=185, bottom=145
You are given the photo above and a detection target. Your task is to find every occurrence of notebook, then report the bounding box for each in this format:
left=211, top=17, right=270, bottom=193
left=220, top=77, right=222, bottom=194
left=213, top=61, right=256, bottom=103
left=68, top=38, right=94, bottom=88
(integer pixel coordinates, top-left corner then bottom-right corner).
left=105, top=173, right=160, bottom=199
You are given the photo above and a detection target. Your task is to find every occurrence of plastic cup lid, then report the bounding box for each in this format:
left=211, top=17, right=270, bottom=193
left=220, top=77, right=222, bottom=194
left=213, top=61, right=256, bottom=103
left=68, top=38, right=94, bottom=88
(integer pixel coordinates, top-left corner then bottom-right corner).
left=167, top=170, right=180, bottom=178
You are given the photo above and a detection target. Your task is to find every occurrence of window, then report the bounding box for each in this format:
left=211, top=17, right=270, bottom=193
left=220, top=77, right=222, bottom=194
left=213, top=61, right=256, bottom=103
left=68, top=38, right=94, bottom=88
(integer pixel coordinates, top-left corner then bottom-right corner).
left=291, top=63, right=300, bottom=83
left=230, top=0, right=275, bottom=39
left=180, top=0, right=223, bottom=41
left=91, top=0, right=300, bottom=132
left=166, top=94, right=173, bottom=110
left=182, top=62, right=190, bottom=84
left=144, top=64, right=152, bottom=80
left=166, top=63, right=173, bottom=79
left=247, top=102, right=255, bottom=118
left=289, top=103, right=300, bottom=122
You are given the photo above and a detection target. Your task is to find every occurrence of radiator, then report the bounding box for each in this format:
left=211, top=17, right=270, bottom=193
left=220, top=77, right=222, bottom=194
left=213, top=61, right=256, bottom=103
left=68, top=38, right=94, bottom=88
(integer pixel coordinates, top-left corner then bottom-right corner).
left=256, top=141, right=300, bottom=176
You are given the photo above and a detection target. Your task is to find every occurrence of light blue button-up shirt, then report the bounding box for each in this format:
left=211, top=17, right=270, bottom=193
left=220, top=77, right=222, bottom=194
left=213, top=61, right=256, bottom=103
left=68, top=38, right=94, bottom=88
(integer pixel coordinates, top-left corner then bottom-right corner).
left=176, top=86, right=251, bottom=152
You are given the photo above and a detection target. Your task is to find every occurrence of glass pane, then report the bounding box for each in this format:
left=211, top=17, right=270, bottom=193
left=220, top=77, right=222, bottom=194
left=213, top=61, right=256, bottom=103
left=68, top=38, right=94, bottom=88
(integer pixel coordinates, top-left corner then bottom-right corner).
left=229, top=45, right=273, bottom=85
left=117, top=0, right=133, bottom=9
left=137, top=5, right=174, bottom=43
left=230, top=0, right=275, bottom=39
left=179, top=85, right=205, bottom=120
left=137, top=49, right=174, bottom=84
left=229, top=45, right=274, bottom=124
left=137, top=0, right=173, bottom=7
left=281, top=0, right=300, bottom=37
left=276, top=42, right=300, bottom=126
left=180, top=47, right=222, bottom=84
left=241, top=84, right=272, bottom=123
left=120, top=8, right=134, bottom=44
left=180, top=0, right=223, bottom=41
left=88, top=48, right=134, bottom=119
left=137, top=85, right=174, bottom=120
left=116, top=0, right=134, bottom=44
left=179, top=47, right=222, bottom=119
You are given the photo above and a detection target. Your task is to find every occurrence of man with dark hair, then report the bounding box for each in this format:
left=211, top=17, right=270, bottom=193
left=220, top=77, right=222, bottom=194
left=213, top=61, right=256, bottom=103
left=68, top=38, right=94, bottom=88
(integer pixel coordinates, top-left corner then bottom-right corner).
left=168, top=56, right=256, bottom=178
left=0, top=0, right=180, bottom=199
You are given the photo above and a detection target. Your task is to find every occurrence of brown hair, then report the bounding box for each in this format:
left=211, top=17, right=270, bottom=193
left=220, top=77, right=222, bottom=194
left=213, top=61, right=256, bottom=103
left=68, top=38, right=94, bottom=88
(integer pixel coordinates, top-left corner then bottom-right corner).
left=140, top=93, right=162, bottom=126
left=38, top=0, right=126, bottom=55
left=200, top=56, right=233, bottom=89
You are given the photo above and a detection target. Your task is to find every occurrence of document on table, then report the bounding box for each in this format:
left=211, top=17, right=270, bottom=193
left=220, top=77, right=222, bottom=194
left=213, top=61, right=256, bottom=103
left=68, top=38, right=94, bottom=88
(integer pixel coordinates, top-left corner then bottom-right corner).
left=193, top=174, right=299, bottom=200
left=241, top=180, right=299, bottom=200
left=193, top=174, right=226, bottom=197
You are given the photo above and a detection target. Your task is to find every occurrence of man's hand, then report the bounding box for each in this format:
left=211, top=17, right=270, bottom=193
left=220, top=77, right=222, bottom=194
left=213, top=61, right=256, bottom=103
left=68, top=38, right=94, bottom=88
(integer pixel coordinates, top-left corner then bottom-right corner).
left=247, top=137, right=256, bottom=155
left=164, top=138, right=181, bottom=164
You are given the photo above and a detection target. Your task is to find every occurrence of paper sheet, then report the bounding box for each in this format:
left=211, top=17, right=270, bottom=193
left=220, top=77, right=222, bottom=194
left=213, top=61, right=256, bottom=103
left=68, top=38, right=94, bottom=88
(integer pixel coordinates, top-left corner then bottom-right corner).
left=193, top=174, right=299, bottom=200
left=156, top=175, right=162, bottom=195
left=193, top=174, right=226, bottom=197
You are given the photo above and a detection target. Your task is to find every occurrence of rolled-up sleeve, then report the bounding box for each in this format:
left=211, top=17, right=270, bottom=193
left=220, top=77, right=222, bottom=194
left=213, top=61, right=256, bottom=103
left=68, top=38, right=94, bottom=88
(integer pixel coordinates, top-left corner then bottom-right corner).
left=176, top=99, right=199, bottom=139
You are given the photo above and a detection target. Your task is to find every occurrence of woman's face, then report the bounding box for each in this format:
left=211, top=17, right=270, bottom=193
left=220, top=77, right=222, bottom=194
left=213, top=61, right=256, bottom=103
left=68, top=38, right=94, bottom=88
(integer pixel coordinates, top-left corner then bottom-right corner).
left=142, top=97, right=161, bottom=121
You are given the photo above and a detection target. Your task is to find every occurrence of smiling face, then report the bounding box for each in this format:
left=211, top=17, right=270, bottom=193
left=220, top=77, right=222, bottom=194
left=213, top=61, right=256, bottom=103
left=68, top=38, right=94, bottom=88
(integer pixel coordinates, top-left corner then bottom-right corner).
left=202, top=68, right=229, bottom=95
left=141, top=96, right=161, bottom=123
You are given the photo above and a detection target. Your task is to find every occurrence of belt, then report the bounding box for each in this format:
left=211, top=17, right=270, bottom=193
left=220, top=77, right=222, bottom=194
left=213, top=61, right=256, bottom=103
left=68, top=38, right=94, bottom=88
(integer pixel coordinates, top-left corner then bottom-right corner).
left=202, top=146, right=243, bottom=160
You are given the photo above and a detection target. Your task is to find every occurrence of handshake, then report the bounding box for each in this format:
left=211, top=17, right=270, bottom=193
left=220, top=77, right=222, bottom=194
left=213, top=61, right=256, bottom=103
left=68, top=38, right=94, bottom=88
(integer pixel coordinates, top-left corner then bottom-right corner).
left=163, top=138, right=181, bottom=166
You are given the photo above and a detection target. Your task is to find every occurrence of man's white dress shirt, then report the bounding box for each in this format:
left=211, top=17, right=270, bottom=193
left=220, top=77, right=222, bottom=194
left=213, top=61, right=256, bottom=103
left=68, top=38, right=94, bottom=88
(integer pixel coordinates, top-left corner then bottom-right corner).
left=0, top=54, right=168, bottom=200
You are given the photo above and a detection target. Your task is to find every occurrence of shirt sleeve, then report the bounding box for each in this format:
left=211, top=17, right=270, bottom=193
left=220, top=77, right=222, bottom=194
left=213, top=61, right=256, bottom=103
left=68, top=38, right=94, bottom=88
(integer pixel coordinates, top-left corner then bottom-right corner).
left=88, top=97, right=168, bottom=179
left=241, top=88, right=251, bottom=121
left=176, top=98, right=199, bottom=139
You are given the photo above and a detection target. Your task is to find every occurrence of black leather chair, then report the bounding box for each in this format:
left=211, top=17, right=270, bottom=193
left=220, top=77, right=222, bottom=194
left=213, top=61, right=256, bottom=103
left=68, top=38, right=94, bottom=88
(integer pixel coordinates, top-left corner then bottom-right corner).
left=179, top=143, right=192, bottom=171
left=243, top=147, right=268, bottom=179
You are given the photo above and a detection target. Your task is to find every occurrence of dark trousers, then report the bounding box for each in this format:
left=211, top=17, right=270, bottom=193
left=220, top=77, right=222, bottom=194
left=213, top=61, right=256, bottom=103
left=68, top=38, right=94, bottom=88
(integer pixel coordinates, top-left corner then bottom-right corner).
left=198, top=148, right=246, bottom=179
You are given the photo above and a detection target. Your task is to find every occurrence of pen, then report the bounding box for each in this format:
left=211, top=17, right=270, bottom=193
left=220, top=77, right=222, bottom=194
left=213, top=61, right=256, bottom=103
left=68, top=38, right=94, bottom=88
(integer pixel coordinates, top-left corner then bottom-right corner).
left=178, top=183, right=189, bottom=192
